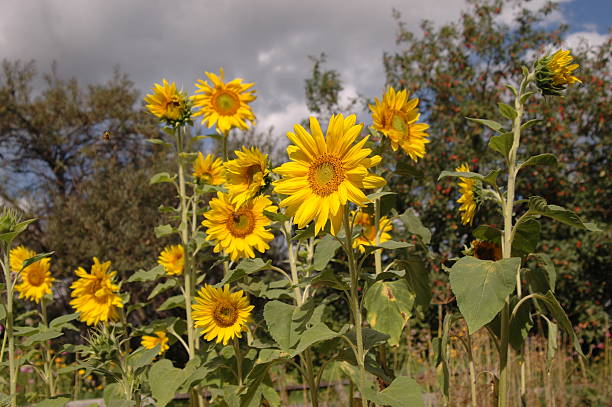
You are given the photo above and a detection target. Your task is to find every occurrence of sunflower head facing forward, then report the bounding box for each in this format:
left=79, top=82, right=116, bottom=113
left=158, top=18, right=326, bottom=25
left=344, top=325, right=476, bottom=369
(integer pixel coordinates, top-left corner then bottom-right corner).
left=192, top=284, right=254, bottom=345
left=273, top=114, right=386, bottom=235
left=192, top=68, right=256, bottom=133
left=369, top=87, right=430, bottom=161
left=10, top=246, right=54, bottom=303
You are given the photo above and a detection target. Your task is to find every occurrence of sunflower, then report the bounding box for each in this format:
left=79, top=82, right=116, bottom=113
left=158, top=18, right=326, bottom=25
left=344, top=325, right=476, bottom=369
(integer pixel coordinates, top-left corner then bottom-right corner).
left=202, top=192, right=275, bottom=261
left=472, top=240, right=502, bottom=261
left=535, top=50, right=581, bottom=96
left=369, top=87, right=430, bottom=161
left=192, top=284, right=253, bottom=345
left=193, top=152, right=225, bottom=185
left=157, top=245, right=184, bottom=276
left=224, top=147, right=269, bottom=207
left=273, top=114, right=386, bottom=235
left=141, top=331, right=170, bottom=355
left=144, top=79, right=191, bottom=125
left=70, top=258, right=123, bottom=326
left=192, top=68, right=256, bottom=133
left=455, top=163, right=477, bottom=226
left=352, top=210, right=393, bottom=253
left=9, top=246, right=54, bottom=303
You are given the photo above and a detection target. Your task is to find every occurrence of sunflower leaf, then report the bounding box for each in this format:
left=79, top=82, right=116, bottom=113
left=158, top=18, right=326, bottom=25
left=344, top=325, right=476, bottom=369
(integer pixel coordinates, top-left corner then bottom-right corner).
left=466, top=117, right=504, bottom=132
left=518, top=154, right=557, bottom=171
left=498, top=102, right=518, bottom=120
left=20, top=252, right=54, bottom=270
left=488, top=132, right=514, bottom=159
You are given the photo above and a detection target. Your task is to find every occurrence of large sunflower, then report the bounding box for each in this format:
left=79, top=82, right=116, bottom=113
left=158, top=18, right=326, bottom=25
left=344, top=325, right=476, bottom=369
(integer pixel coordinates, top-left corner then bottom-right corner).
left=157, top=245, right=184, bottom=276
left=70, top=258, right=123, bottom=326
left=192, top=68, right=256, bottom=133
left=535, top=49, right=581, bottom=96
left=10, top=246, right=54, bottom=303
left=224, top=147, right=269, bottom=207
left=193, top=152, right=225, bottom=185
left=370, top=87, right=430, bottom=161
left=352, top=210, right=393, bottom=253
left=455, top=163, right=477, bottom=226
left=273, top=114, right=386, bottom=235
left=141, top=331, right=170, bottom=355
left=192, top=284, right=253, bottom=346
left=202, top=192, right=276, bottom=261
left=144, top=79, right=190, bottom=125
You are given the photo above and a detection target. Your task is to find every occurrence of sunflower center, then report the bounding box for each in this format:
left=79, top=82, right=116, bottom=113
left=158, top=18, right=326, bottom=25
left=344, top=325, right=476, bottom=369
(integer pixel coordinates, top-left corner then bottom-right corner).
left=308, top=154, right=345, bottom=197
left=474, top=241, right=502, bottom=261
left=27, top=267, right=45, bottom=286
left=212, top=90, right=240, bottom=116
left=391, top=113, right=410, bottom=134
left=213, top=302, right=239, bottom=328
left=245, top=165, right=263, bottom=186
left=227, top=209, right=255, bottom=238
left=165, top=96, right=183, bottom=119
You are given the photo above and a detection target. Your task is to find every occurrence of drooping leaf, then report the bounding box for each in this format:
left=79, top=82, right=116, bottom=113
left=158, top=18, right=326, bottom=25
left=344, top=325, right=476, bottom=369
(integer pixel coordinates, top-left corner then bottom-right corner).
left=511, top=219, right=541, bottom=256
left=313, top=234, right=342, bottom=271
left=398, top=209, right=431, bottom=244
left=395, top=162, right=424, bottom=178
left=518, top=154, right=557, bottom=171
left=364, top=280, right=415, bottom=345
left=399, top=255, right=431, bottom=310
left=526, top=196, right=601, bottom=231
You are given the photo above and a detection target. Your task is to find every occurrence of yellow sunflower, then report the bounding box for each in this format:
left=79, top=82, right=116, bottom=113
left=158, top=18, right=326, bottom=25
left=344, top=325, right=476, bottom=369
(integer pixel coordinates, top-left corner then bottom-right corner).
left=535, top=50, right=581, bottom=96
left=352, top=210, right=393, bottom=253
left=273, top=114, right=386, bottom=235
left=70, top=258, right=123, bottom=326
left=224, top=147, right=269, bottom=207
left=369, top=87, right=430, bottom=161
left=157, top=245, right=184, bottom=276
left=144, top=79, right=190, bottom=124
left=9, top=246, right=54, bottom=303
left=202, top=192, right=276, bottom=261
left=193, top=152, right=225, bottom=185
left=192, top=68, right=256, bottom=133
left=141, top=331, right=170, bottom=355
left=192, top=284, right=254, bottom=346
left=455, top=163, right=477, bottom=226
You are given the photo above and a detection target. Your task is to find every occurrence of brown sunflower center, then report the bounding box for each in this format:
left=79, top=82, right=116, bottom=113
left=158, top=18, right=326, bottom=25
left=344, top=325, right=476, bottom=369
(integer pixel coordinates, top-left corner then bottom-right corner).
left=212, top=90, right=240, bottom=116
left=391, top=112, right=410, bottom=134
left=308, top=154, right=345, bottom=197
left=474, top=241, right=502, bottom=261
left=27, top=266, right=46, bottom=286
left=164, top=96, right=183, bottom=119
left=226, top=209, right=255, bottom=238
left=213, top=302, right=239, bottom=328
left=245, top=164, right=263, bottom=186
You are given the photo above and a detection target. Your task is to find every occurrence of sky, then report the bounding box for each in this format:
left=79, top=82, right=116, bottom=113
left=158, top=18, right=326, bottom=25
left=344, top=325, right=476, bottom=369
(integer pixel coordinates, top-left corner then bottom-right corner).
left=0, top=0, right=609, bottom=137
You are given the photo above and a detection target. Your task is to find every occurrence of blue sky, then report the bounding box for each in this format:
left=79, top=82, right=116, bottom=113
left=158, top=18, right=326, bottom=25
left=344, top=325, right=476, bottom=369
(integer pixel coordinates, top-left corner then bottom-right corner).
left=562, top=0, right=611, bottom=33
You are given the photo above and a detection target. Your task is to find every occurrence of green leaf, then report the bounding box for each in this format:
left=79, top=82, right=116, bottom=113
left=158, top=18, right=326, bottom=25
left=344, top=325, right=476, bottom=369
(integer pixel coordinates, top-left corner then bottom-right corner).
left=310, top=268, right=348, bottom=290
left=504, top=84, right=518, bottom=97
left=466, top=117, right=504, bottom=132
left=33, top=397, right=71, bottom=407
left=154, top=224, right=174, bottom=238
left=539, top=291, right=585, bottom=358
left=449, top=256, right=520, bottom=333
left=146, top=138, right=170, bottom=145
left=488, top=132, right=513, bottom=158
left=149, top=359, right=198, bottom=407
left=398, top=209, right=431, bottom=244
left=399, top=255, right=431, bottom=310
left=473, top=225, right=502, bottom=244
left=394, top=162, right=424, bottom=178
left=519, top=154, right=557, bottom=171
left=520, top=91, right=536, bottom=104
left=498, top=102, right=517, bottom=120
left=527, top=253, right=556, bottom=293
left=521, top=119, right=541, bottom=130
left=103, top=383, right=133, bottom=407
left=364, top=280, right=415, bottom=345
left=367, top=191, right=397, bottom=201
left=368, top=240, right=412, bottom=251
left=542, top=315, right=558, bottom=371
left=313, top=234, right=342, bottom=271
left=20, top=252, right=54, bottom=270
left=512, top=219, right=540, bottom=256
left=437, top=170, right=482, bottom=182
left=128, top=264, right=165, bottom=282
left=527, top=196, right=601, bottom=231
left=24, top=328, right=63, bottom=346
left=148, top=279, right=177, bottom=300
left=263, top=210, right=290, bottom=222
left=149, top=172, right=175, bottom=185
left=344, top=327, right=390, bottom=351
left=0, top=304, right=5, bottom=321
left=378, top=376, right=424, bottom=407
left=157, top=295, right=184, bottom=311
left=509, top=297, right=533, bottom=352
left=220, top=258, right=272, bottom=285
left=127, top=346, right=160, bottom=370
left=49, top=313, right=78, bottom=329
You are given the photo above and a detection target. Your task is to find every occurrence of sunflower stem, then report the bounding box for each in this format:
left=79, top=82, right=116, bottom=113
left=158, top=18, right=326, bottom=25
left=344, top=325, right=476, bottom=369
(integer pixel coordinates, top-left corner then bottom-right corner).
left=40, top=298, right=56, bottom=397
left=233, top=337, right=243, bottom=386
left=1, top=248, right=17, bottom=407
left=343, top=206, right=368, bottom=407
left=374, top=195, right=383, bottom=276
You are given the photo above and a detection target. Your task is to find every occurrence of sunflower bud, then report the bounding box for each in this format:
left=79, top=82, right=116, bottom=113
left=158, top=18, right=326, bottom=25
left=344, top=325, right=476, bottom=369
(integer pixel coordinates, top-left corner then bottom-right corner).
left=0, top=207, right=22, bottom=235
left=535, top=50, right=581, bottom=96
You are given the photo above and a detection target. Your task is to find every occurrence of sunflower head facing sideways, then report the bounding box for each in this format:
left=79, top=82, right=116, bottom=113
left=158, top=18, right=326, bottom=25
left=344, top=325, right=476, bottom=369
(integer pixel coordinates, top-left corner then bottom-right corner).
left=192, top=284, right=254, bottom=346
left=273, top=114, right=386, bottom=235
left=224, top=147, right=269, bottom=208
left=369, top=87, right=430, bottom=161
left=141, top=331, right=170, bottom=355
left=70, top=258, right=123, bottom=326
left=144, top=79, right=191, bottom=126
left=351, top=210, right=393, bottom=253
left=455, top=163, right=478, bottom=226
left=192, top=68, right=256, bottom=133
left=157, top=245, right=184, bottom=276
left=535, top=49, right=581, bottom=96
left=202, top=191, right=276, bottom=261
left=10, top=246, right=54, bottom=303
left=193, top=153, right=225, bottom=185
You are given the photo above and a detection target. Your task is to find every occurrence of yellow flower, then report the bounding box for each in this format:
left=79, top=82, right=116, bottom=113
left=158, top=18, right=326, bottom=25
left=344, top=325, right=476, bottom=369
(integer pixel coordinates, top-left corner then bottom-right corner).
left=202, top=192, right=275, bottom=261
left=273, top=114, right=386, bottom=235
left=192, top=284, right=253, bottom=345
left=10, top=246, right=54, bottom=303
left=70, top=258, right=123, bottom=326
left=192, top=68, right=256, bottom=133
left=224, top=147, right=269, bottom=208
left=369, top=87, right=430, bottom=161
left=157, top=245, right=184, bottom=276
left=144, top=79, right=190, bottom=125
left=141, top=331, right=169, bottom=355
left=535, top=50, right=581, bottom=96
left=352, top=210, right=393, bottom=253
left=193, top=153, right=225, bottom=185
left=455, top=163, right=477, bottom=225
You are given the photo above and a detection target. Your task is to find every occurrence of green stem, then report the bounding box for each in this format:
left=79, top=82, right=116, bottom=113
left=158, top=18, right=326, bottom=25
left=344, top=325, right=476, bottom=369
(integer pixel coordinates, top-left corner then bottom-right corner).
left=374, top=196, right=382, bottom=276
left=343, top=206, right=368, bottom=407
left=233, top=337, right=243, bottom=386
left=222, top=130, right=229, bottom=161
left=2, top=250, right=17, bottom=407
left=40, top=299, right=55, bottom=397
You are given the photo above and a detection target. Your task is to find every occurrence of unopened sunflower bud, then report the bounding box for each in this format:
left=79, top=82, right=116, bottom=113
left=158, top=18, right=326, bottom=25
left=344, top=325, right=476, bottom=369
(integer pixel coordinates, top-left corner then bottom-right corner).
left=535, top=50, right=581, bottom=96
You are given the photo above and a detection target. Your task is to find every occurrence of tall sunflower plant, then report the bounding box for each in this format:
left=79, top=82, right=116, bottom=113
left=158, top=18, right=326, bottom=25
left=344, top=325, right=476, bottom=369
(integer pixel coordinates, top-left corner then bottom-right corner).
left=438, top=50, right=601, bottom=407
